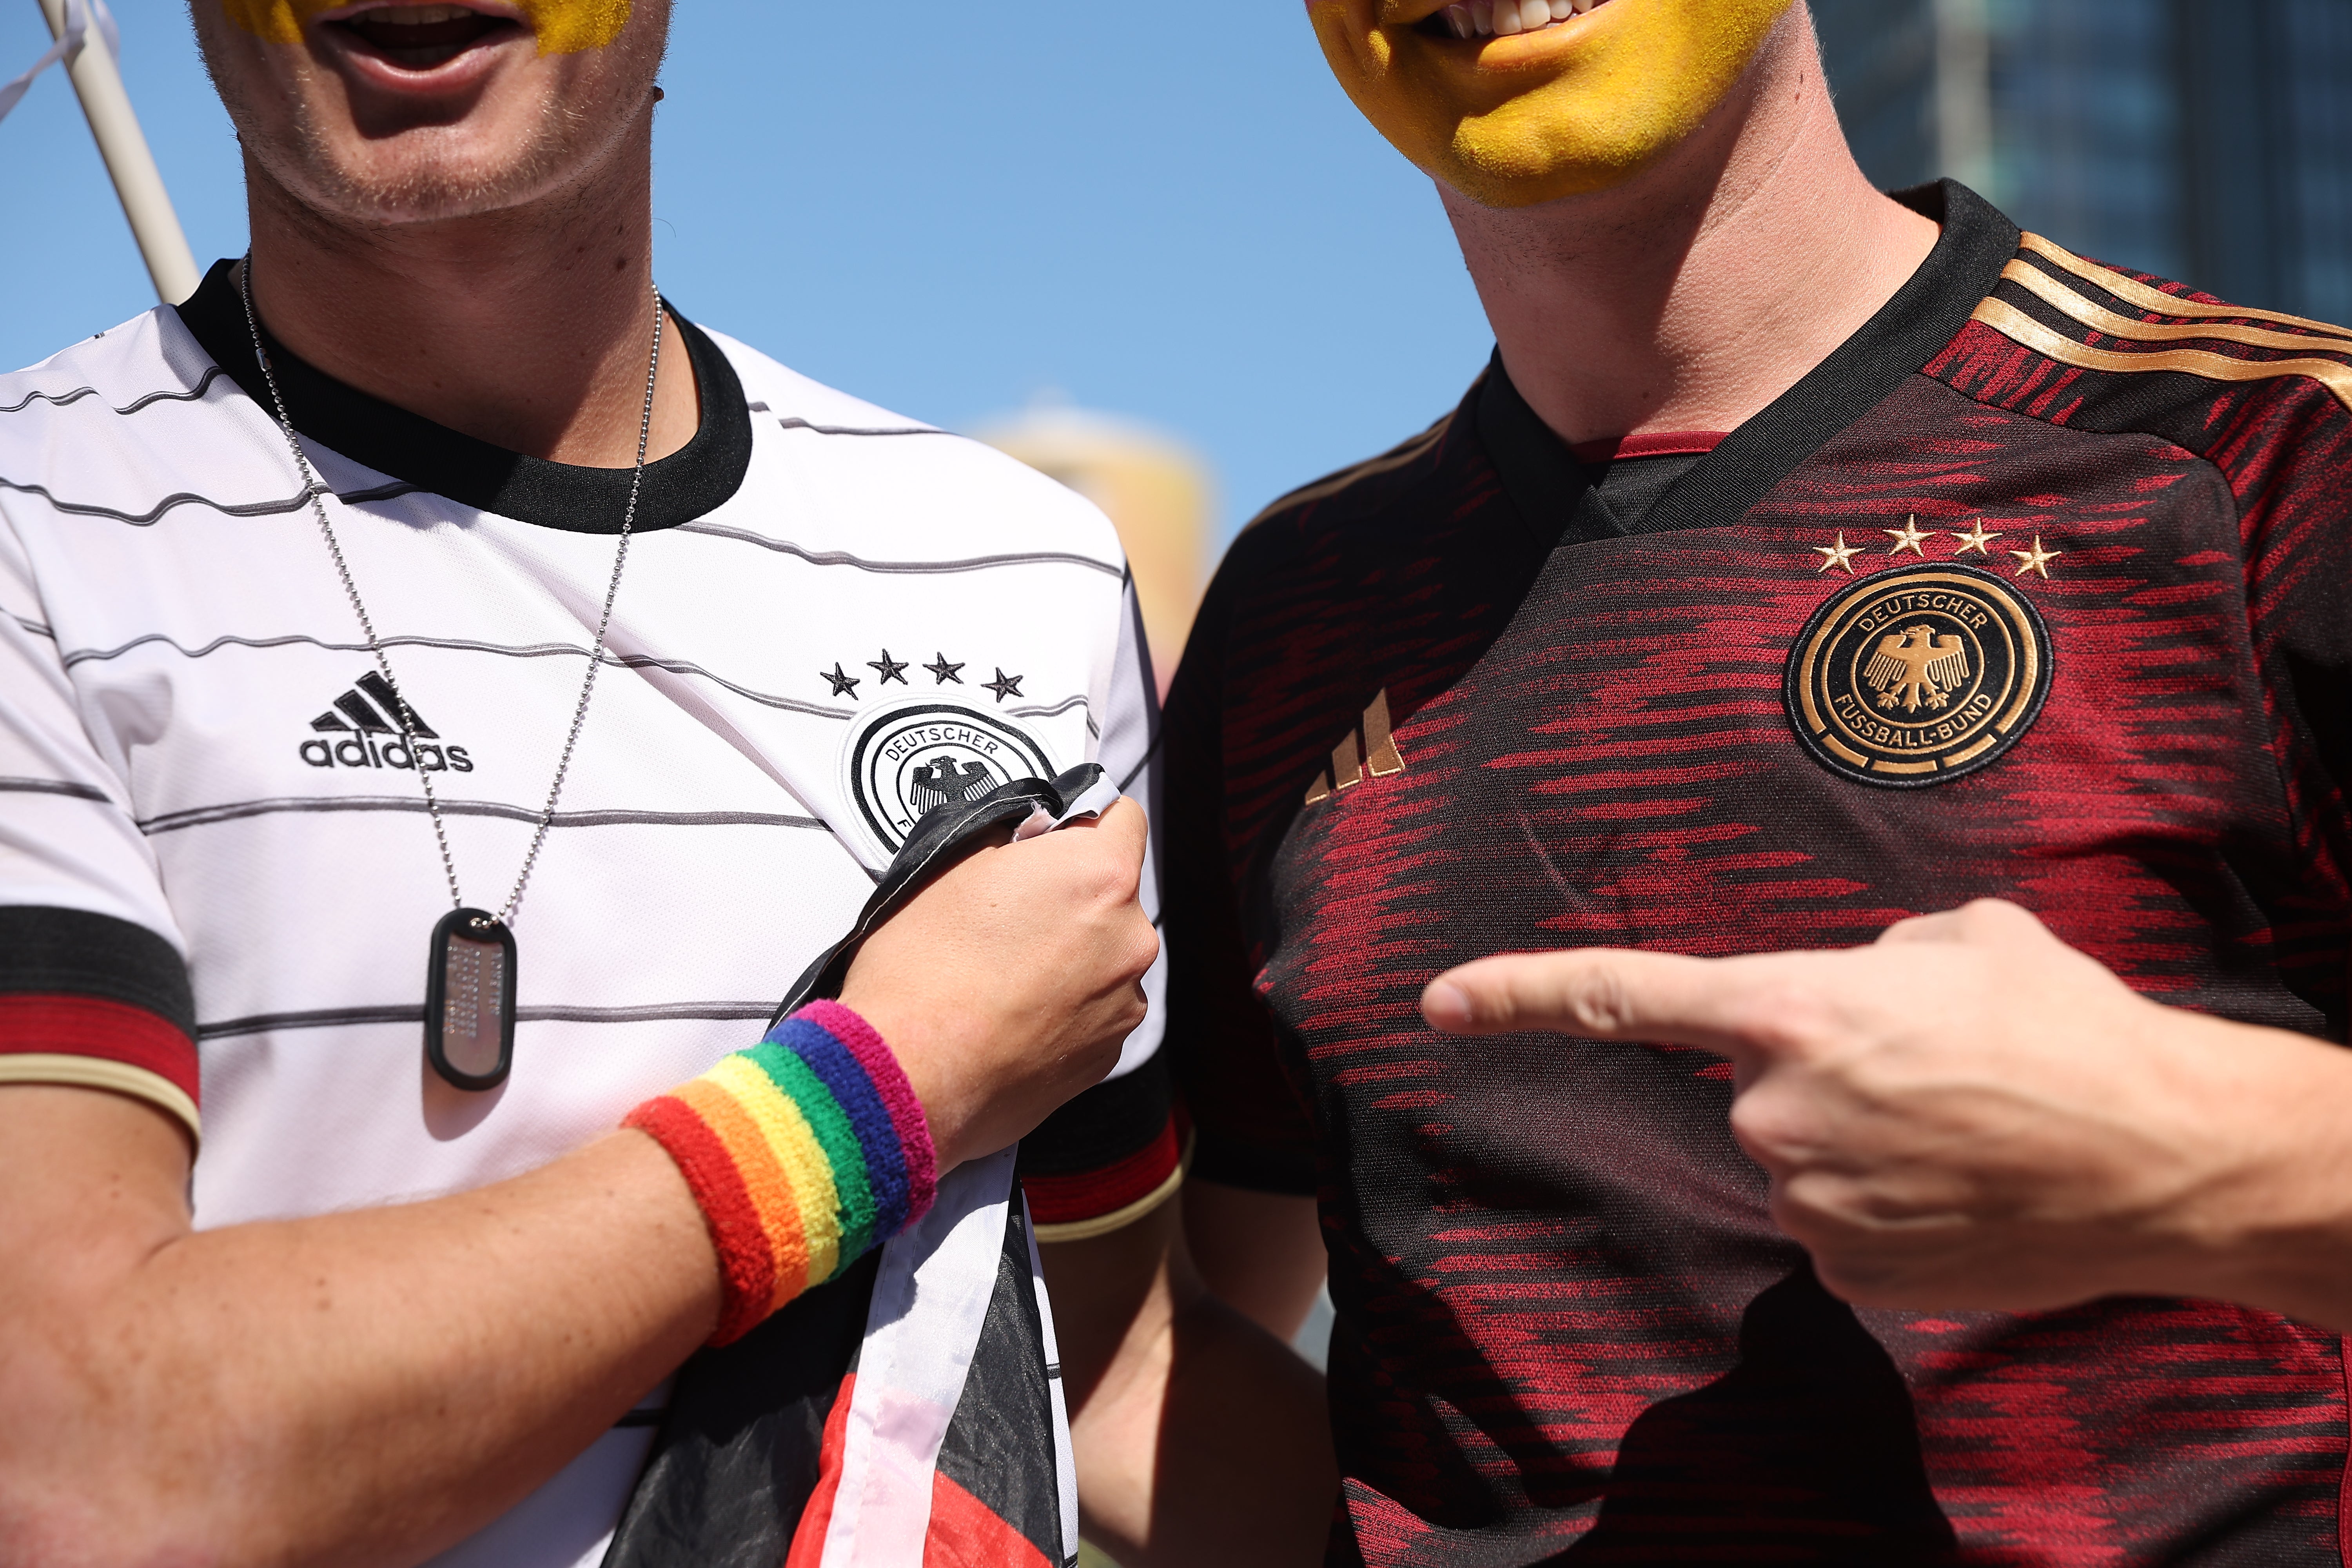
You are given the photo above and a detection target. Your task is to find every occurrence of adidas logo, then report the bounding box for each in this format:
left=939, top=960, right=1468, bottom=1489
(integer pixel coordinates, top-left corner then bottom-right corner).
left=1304, top=688, right=1406, bottom=806
left=297, top=673, right=475, bottom=773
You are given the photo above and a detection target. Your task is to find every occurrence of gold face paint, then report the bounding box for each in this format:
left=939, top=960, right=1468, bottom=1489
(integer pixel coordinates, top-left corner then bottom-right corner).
left=1308, top=0, right=1796, bottom=209
left=221, top=0, right=632, bottom=55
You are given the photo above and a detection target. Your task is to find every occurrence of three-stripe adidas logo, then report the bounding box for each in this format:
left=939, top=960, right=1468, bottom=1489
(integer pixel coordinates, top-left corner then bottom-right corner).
left=298, top=673, right=475, bottom=772
left=1972, top=231, right=2352, bottom=414
left=1304, top=689, right=1406, bottom=806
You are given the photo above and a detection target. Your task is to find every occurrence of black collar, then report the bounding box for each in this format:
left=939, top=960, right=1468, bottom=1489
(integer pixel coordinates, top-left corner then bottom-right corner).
left=174, top=257, right=754, bottom=533
left=1475, top=179, right=2022, bottom=552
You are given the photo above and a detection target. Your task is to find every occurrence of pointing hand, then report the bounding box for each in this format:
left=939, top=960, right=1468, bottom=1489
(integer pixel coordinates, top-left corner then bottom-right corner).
left=1421, top=900, right=2352, bottom=1323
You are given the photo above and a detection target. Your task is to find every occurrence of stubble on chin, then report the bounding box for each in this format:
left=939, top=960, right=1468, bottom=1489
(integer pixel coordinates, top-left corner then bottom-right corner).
left=196, top=17, right=657, bottom=230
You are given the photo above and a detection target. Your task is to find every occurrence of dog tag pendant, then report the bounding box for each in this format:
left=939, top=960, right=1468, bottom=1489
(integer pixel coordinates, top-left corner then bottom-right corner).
left=425, top=907, right=517, bottom=1091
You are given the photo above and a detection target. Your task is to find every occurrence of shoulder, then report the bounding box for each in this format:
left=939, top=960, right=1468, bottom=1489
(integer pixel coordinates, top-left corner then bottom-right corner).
left=697, top=327, right=1125, bottom=568
left=1221, top=398, right=1467, bottom=583
left=1934, top=230, right=2352, bottom=471
left=0, top=305, right=226, bottom=469
left=1167, top=383, right=1495, bottom=805
left=1190, top=383, right=1485, bottom=675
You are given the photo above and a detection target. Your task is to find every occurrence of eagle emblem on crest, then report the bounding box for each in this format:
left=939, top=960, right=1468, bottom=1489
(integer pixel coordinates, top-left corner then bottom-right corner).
left=1865, top=625, right=1971, bottom=712
left=909, top=754, right=998, bottom=813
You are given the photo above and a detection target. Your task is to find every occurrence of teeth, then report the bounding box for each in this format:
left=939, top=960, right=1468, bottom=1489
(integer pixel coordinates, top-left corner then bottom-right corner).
left=1441, top=0, right=1604, bottom=39
left=366, top=4, right=477, bottom=22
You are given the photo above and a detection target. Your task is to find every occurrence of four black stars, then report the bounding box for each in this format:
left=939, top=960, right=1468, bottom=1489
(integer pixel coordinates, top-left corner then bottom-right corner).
left=823, top=650, right=1022, bottom=701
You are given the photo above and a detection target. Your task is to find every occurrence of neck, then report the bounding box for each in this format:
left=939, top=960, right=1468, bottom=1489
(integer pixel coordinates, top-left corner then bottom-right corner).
left=241, top=128, right=697, bottom=468
left=1442, top=8, right=1939, bottom=449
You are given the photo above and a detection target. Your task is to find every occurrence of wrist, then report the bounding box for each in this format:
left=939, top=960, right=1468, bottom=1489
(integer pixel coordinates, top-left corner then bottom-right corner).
left=2140, top=1012, right=2352, bottom=1324
left=623, top=1001, right=937, bottom=1344
left=835, top=982, right=978, bottom=1172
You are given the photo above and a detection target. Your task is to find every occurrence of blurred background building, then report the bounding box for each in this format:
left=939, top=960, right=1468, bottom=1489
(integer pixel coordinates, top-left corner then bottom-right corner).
left=1812, top=0, right=2352, bottom=319
left=978, top=400, right=1216, bottom=694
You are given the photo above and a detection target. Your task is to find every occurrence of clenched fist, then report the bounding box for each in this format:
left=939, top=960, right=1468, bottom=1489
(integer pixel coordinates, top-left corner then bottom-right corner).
left=1422, top=900, right=2352, bottom=1327
left=842, top=797, right=1158, bottom=1171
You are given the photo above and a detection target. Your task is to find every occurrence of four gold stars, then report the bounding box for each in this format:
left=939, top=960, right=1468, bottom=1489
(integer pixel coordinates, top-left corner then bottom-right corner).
left=1802, top=518, right=2063, bottom=578
left=2008, top=535, right=2062, bottom=579
left=1813, top=532, right=1862, bottom=573
left=1950, top=520, right=2003, bottom=555
left=1882, top=515, right=1931, bottom=556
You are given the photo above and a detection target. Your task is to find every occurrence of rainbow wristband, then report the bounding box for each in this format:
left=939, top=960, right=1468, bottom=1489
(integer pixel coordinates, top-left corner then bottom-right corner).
left=626, top=999, right=937, bottom=1345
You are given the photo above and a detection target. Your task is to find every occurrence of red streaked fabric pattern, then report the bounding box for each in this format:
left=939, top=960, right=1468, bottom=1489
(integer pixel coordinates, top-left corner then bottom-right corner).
left=626, top=1003, right=936, bottom=1345
left=1162, top=192, right=2351, bottom=1564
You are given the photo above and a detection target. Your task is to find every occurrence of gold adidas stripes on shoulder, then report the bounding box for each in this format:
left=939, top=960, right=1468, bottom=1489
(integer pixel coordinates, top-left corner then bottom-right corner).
left=1973, top=234, right=2352, bottom=415
left=2017, top=233, right=2352, bottom=343
left=1240, top=412, right=1456, bottom=534
left=1999, top=260, right=2352, bottom=357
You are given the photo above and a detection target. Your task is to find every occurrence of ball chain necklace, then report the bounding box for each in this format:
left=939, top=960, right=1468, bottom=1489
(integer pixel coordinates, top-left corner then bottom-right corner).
left=239, top=254, right=664, bottom=1091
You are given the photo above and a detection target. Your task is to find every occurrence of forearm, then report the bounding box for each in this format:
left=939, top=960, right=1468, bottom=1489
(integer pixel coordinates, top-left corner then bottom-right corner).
left=1, top=1097, right=717, bottom=1568
left=1045, top=1204, right=1335, bottom=1568
left=2141, top=1011, right=2352, bottom=1330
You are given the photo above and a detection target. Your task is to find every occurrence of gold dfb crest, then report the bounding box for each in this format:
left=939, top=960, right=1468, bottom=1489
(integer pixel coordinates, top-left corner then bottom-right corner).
left=1785, top=564, right=2052, bottom=786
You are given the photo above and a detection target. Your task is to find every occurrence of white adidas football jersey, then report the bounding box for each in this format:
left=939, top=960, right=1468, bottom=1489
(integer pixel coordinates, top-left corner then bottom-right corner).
left=0, top=262, right=1163, bottom=1568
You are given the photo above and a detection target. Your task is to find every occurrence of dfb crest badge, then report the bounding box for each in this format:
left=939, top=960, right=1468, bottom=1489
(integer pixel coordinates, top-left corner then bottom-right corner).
left=1785, top=563, right=2053, bottom=787
left=837, top=695, right=1061, bottom=863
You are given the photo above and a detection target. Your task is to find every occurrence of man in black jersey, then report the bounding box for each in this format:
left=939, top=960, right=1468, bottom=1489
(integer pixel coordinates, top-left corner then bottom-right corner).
left=1045, top=2, right=2352, bottom=1564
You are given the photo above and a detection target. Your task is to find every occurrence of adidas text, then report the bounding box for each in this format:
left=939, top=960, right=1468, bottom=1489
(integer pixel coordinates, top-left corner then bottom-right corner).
left=299, top=738, right=474, bottom=771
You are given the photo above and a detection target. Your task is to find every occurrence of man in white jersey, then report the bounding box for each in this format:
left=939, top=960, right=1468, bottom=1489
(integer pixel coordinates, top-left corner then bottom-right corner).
left=0, top=2, right=1176, bottom=1565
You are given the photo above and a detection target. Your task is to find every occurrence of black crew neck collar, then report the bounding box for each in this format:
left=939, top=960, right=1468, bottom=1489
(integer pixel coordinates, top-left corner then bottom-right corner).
left=1476, top=179, right=2022, bottom=552
left=173, top=257, right=754, bottom=533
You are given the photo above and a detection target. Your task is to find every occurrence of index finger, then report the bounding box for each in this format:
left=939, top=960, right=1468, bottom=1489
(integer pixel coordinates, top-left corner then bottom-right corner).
left=1419, top=948, right=1823, bottom=1062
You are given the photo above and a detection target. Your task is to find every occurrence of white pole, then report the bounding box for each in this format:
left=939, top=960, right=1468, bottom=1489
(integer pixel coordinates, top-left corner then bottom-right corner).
left=35, top=0, right=200, bottom=304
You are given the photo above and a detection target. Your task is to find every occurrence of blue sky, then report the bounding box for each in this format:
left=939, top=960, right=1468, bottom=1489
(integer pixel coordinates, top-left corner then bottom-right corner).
left=0, top=1, right=1497, bottom=538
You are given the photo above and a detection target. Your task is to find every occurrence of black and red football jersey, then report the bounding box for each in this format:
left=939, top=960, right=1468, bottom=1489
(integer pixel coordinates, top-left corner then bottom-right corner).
left=1161, top=180, right=2352, bottom=1565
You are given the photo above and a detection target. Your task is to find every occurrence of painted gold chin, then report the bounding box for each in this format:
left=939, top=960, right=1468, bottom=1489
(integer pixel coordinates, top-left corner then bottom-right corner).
left=1308, top=0, right=1795, bottom=208
left=221, top=0, right=632, bottom=54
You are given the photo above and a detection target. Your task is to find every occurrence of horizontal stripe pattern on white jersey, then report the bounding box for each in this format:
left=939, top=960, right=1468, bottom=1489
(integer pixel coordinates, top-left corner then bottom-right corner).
left=0, top=292, right=1163, bottom=1568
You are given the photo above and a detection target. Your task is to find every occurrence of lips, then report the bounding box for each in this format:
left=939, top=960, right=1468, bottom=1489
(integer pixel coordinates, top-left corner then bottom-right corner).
left=329, top=4, right=523, bottom=70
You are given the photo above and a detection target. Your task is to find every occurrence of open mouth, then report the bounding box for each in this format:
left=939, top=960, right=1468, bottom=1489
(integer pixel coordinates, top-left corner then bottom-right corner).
left=1416, top=0, right=1611, bottom=40
left=330, top=4, right=524, bottom=69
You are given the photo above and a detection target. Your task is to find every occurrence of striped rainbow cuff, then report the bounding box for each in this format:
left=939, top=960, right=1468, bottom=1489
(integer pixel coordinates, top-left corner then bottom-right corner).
left=625, top=999, right=938, bottom=1345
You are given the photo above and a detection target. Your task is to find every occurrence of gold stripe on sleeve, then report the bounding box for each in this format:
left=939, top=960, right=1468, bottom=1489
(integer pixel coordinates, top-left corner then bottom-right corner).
left=1970, top=296, right=2352, bottom=416
left=2002, top=260, right=2352, bottom=358
left=2018, top=232, right=2352, bottom=343
left=0, top=1054, right=200, bottom=1143
left=1239, top=414, right=1455, bottom=533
